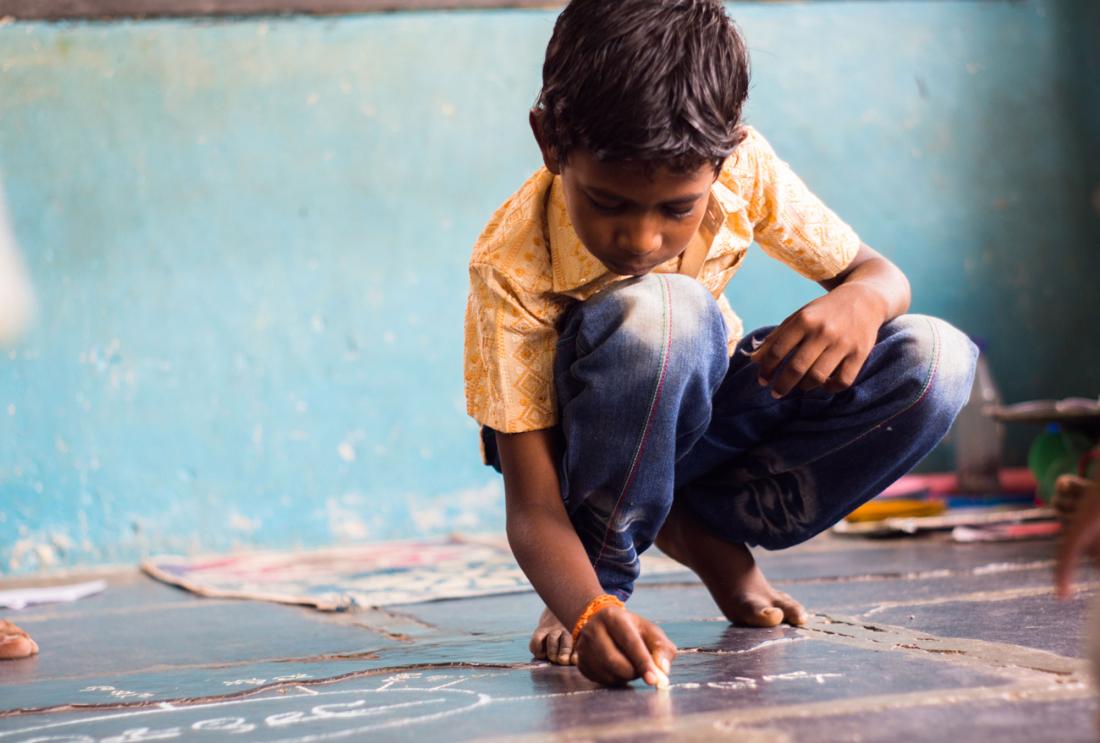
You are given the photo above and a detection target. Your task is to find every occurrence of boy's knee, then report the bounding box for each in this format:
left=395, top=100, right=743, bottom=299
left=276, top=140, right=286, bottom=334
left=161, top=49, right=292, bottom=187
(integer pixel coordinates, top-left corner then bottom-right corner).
left=573, top=274, right=725, bottom=358
left=883, top=314, right=977, bottom=422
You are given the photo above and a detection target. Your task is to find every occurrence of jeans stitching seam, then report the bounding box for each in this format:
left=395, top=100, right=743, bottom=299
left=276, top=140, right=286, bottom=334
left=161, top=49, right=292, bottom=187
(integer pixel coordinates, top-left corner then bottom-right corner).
left=592, top=275, right=673, bottom=570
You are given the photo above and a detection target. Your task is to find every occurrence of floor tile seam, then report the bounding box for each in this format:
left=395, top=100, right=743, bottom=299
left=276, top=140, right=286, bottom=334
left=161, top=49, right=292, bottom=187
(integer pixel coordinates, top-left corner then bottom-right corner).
left=805, top=614, right=1088, bottom=679
left=858, top=581, right=1099, bottom=618
left=0, top=661, right=540, bottom=720
left=0, top=648, right=392, bottom=691
left=633, top=560, right=1057, bottom=591
left=773, top=559, right=1056, bottom=587
left=366, top=607, right=441, bottom=630
left=6, top=598, right=241, bottom=623
left=473, top=679, right=1096, bottom=743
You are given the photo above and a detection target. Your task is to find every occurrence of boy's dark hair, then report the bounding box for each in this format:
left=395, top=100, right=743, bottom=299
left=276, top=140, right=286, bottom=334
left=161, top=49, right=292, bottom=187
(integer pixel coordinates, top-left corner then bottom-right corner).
left=535, top=0, right=750, bottom=173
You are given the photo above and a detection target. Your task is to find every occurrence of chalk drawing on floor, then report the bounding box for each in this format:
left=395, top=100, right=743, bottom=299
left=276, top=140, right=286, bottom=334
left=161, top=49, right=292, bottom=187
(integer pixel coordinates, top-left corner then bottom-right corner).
left=0, top=668, right=848, bottom=742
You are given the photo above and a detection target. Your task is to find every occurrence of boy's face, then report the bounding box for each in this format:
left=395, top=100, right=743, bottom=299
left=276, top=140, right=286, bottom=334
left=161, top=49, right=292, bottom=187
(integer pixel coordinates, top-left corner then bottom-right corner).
left=545, top=149, right=719, bottom=278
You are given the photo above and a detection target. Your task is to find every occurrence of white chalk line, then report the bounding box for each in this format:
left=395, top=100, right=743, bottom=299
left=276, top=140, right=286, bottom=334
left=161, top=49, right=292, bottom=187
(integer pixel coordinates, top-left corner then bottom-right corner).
left=0, top=684, right=482, bottom=740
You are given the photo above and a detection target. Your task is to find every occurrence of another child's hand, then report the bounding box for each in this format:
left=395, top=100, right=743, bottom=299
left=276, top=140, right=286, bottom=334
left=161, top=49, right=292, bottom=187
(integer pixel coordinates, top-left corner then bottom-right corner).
left=1055, top=478, right=1100, bottom=599
left=751, top=283, right=886, bottom=398
left=574, top=606, right=676, bottom=687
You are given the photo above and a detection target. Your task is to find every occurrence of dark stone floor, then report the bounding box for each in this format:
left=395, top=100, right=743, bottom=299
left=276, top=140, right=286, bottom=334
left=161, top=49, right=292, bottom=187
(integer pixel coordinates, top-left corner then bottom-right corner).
left=0, top=534, right=1095, bottom=741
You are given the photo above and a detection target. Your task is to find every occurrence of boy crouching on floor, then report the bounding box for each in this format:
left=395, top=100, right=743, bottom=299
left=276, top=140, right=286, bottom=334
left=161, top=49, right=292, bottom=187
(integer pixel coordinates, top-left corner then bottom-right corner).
left=463, top=0, right=977, bottom=687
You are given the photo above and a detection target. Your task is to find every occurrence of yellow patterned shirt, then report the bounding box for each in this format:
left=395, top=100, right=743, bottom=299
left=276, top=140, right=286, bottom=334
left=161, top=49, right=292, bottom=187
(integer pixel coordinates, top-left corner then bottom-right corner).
left=464, top=127, right=861, bottom=434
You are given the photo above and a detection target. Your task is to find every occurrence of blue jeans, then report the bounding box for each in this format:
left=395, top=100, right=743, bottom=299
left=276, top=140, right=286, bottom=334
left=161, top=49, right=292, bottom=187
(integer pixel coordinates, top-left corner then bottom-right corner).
left=484, top=274, right=978, bottom=600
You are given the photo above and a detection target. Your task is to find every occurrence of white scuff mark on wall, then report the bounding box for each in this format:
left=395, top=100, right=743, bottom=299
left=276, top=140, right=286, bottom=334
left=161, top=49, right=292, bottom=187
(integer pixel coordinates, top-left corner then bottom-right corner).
left=51, top=532, right=74, bottom=553
left=337, top=442, right=356, bottom=463
left=411, top=481, right=504, bottom=533
left=311, top=314, right=326, bottom=333
left=326, top=498, right=369, bottom=542
left=6, top=403, right=13, bottom=415
left=411, top=505, right=447, bottom=533
left=252, top=424, right=264, bottom=451
left=229, top=513, right=260, bottom=534
left=8, top=538, right=58, bottom=571
left=306, top=93, right=320, bottom=106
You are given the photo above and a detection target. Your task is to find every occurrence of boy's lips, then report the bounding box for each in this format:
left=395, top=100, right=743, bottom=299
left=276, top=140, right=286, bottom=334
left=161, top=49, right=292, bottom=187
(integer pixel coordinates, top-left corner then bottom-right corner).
left=606, top=259, right=655, bottom=276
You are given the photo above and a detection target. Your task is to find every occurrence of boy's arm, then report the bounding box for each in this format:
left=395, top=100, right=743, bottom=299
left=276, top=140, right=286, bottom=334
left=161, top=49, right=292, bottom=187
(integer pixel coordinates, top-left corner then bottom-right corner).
left=752, top=243, right=911, bottom=398
left=496, top=428, right=675, bottom=686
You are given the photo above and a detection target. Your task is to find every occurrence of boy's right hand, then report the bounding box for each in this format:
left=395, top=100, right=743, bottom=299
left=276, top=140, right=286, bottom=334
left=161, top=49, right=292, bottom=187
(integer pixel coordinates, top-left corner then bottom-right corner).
left=574, top=606, right=676, bottom=687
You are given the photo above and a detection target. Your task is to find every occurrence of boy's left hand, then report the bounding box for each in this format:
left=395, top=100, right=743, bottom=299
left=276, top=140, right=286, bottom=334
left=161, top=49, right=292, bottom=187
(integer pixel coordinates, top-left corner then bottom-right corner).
left=751, top=283, right=886, bottom=398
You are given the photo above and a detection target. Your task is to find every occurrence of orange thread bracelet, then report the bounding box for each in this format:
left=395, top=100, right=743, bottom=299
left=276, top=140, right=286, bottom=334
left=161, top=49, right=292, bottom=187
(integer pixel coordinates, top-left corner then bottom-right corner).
left=572, top=594, right=625, bottom=643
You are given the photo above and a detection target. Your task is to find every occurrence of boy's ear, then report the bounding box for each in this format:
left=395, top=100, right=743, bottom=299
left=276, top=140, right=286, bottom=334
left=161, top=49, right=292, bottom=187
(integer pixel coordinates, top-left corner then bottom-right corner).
left=529, top=108, right=562, bottom=175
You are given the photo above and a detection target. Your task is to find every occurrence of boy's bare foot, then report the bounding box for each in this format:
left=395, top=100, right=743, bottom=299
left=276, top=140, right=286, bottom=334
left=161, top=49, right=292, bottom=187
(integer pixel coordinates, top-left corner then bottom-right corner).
left=655, top=501, right=806, bottom=627
left=0, top=620, right=38, bottom=659
left=529, top=606, right=577, bottom=665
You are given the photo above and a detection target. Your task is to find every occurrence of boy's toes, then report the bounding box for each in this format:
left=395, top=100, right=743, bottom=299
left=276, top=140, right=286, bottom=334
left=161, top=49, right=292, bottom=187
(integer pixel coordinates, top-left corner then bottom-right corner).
left=775, top=593, right=807, bottom=626
left=729, top=598, right=784, bottom=627
left=0, top=631, right=37, bottom=660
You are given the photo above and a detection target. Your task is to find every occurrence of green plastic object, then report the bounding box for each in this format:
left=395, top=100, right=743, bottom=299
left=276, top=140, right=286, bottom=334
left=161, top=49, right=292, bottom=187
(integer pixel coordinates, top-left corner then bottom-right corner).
left=1028, top=425, right=1096, bottom=503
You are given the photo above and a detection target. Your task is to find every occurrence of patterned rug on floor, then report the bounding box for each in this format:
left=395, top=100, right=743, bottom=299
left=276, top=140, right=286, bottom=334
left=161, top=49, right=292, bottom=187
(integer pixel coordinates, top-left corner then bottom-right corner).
left=142, top=534, right=686, bottom=611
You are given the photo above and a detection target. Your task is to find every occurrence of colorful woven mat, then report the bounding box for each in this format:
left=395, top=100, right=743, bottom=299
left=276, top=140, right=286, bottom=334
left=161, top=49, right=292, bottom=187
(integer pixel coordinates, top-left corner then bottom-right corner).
left=142, top=535, right=686, bottom=611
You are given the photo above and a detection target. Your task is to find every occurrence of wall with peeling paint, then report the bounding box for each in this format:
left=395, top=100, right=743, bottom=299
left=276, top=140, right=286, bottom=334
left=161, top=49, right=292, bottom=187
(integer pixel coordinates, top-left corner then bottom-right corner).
left=0, top=2, right=1097, bottom=574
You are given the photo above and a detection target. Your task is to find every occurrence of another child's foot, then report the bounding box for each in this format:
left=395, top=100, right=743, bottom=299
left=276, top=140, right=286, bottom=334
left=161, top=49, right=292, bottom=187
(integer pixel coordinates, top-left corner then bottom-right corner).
left=0, top=620, right=38, bottom=659
left=1055, top=475, right=1094, bottom=526
left=655, top=502, right=807, bottom=627
left=529, top=606, right=577, bottom=665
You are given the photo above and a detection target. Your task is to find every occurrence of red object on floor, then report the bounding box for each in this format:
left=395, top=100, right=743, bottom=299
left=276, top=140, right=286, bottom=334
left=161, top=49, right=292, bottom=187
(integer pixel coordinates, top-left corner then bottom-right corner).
left=880, top=468, right=1037, bottom=498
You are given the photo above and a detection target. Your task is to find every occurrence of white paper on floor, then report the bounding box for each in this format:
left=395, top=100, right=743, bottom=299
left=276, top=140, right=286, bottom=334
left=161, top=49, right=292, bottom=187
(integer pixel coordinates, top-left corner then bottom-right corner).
left=0, top=579, right=108, bottom=610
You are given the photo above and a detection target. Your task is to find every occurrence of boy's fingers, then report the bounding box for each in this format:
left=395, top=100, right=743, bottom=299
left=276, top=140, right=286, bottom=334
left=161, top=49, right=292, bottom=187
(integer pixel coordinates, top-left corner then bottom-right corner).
left=529, top=630, right=548, bottom=659
left=554, top=631, right=573, bottom=664
left=606, top=612, right=662, bottom=685
left=769, top=339, right=827, bottom=398
left=641, top=626, right=677, bottom=676
left=751, top=326, right=802, bottom=385
left=797, top=348, right=848, bottom=393
left=823, top=355, right=863, bottom=393
left=583, top=619, right=637, bottom=683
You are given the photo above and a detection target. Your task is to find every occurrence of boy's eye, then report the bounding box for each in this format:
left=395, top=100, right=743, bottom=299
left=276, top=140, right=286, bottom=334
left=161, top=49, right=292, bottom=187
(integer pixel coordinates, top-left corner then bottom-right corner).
left=587, top=196, right=624, bottom=213
left=664, top=206, right=695, bottom=220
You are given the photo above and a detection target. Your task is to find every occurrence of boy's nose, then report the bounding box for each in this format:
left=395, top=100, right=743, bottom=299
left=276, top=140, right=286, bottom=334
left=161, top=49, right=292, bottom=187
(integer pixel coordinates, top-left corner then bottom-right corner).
left=616, top=216, right=662, bottom=257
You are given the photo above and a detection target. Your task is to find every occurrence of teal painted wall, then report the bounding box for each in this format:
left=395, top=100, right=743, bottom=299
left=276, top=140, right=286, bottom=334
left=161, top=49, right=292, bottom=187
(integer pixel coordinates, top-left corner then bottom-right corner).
left=1, top=1, right=1097, bottom=573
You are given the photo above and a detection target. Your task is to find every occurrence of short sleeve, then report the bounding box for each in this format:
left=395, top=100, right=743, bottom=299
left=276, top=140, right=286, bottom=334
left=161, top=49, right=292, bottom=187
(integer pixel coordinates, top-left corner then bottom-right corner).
left=737, top=129, right=861, bottom=282
left=464, top=261, right=559, bottom=433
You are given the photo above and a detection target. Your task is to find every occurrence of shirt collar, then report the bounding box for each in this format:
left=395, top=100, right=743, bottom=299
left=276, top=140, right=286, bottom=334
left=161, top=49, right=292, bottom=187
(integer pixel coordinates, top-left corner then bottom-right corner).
left=546, top=170, right=747, bottom=294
